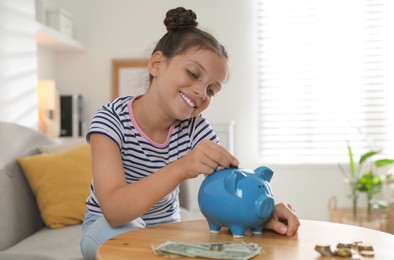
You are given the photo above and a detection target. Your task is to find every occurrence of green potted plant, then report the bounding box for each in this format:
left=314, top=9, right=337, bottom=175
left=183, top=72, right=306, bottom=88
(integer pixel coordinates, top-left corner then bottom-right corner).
left=340, top=141, right=394, bottom=220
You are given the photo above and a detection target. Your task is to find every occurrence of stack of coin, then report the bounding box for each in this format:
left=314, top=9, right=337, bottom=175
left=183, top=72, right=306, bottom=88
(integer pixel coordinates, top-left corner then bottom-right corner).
left=337, top=241, right=353, bottom=249
left=314, top=244, right=334, bottom=256
left=335, top=248, right=353, bottom=258
left=335, top=241, right=354, bottom=257
left=358, top=243, right=374, bottom=258
left=353, top=241, right=363, bottom=248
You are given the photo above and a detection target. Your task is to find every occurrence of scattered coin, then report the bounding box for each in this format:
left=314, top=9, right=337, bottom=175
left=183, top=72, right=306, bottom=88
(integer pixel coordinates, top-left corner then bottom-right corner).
left=315, top=240, right=375, bottom=259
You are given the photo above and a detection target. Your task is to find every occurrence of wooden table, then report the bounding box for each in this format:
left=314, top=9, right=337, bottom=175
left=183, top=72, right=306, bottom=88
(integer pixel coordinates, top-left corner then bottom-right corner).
left=97, top=219, right=394, bottom=259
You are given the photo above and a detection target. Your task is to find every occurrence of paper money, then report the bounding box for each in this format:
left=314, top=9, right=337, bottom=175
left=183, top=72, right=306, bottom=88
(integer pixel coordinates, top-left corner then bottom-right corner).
left=153, top=241, right=261, bottom=260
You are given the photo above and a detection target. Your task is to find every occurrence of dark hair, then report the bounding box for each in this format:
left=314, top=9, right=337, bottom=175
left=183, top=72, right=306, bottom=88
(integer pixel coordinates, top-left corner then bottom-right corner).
left=152, top=7, right=228, bottom=63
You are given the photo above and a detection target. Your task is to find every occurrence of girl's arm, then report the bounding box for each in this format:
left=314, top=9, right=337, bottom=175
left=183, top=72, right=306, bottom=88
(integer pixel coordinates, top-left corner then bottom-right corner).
left=90, top=133, right=238, bottom=227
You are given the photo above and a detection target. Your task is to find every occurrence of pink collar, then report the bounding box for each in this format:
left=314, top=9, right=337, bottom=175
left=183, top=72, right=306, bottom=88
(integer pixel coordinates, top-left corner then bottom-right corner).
left=128, top=96, right=176, bottom=148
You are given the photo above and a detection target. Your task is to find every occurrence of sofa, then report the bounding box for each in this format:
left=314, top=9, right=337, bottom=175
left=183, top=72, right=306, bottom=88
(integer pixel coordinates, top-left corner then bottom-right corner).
left=0, top=121, right=200, bottom=260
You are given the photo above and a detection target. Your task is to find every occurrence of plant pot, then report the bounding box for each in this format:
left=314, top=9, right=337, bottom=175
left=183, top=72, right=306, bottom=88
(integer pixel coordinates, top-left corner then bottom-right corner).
left=328, top=196, right=394, bottom=234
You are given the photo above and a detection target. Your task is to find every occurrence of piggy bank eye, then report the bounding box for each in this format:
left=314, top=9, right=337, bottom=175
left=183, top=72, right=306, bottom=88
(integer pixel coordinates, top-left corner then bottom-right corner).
left=258, top=185, right=263, bottom=189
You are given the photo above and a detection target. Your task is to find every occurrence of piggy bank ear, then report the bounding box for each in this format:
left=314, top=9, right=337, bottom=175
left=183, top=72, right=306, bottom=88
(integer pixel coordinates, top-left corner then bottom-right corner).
left=255, top=166, right=273, bottom=182
left=224, top=170, right=246, bottom=194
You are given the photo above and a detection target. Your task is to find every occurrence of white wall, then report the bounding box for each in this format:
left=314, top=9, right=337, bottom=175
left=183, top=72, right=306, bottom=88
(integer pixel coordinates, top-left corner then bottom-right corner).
left=42, top=0, right=356, bottom=221
left=55, top=0, right=258, bottom=165
left=0, top=0, right=38, bottom=128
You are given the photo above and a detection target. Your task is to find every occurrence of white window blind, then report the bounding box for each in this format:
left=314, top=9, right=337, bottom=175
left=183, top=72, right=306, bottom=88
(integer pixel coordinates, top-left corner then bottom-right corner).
left=257, top=0, right=394, bottom=164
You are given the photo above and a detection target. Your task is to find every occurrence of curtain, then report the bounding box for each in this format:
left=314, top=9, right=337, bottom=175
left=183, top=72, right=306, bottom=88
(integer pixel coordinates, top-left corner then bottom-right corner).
left=257, top=0, right=394, bottom=163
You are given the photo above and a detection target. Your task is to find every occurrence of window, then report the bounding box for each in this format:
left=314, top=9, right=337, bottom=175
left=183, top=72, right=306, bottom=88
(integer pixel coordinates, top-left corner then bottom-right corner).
left=257, top=0, right=394, bottom=164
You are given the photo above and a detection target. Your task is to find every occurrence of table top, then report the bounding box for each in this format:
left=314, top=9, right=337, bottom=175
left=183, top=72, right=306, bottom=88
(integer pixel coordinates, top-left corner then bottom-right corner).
left=97, top=219, right=394, bottom=259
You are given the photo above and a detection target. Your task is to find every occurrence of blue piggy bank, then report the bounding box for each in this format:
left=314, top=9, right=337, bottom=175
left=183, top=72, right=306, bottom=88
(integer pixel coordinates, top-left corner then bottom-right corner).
left=198, top=166, right=275, bottom=237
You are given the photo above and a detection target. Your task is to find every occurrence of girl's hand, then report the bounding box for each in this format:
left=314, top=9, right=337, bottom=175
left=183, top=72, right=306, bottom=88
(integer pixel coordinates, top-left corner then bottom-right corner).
left=177, top=139, right=239, bottom=179
left=264, top=202, right=300, bottom=236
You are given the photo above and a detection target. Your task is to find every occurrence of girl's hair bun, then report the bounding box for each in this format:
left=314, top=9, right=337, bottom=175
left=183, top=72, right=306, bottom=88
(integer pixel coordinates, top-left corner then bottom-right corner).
left=164, top=7, right=198, bottom=31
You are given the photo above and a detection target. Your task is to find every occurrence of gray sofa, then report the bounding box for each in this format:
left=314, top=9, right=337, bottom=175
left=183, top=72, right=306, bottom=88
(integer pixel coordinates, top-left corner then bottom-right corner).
left=0, top=122, right=84, bottom=260
left=0, top=121, right=200, bottom=260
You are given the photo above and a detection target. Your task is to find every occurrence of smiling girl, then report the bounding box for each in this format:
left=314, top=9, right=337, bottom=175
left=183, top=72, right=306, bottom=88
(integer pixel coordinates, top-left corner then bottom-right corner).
left=80, top=7, right=299, bottom=260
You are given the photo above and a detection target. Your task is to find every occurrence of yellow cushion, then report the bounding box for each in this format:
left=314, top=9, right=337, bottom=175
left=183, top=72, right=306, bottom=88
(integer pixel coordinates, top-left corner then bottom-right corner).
left=17, top=143, right=92, bottom=228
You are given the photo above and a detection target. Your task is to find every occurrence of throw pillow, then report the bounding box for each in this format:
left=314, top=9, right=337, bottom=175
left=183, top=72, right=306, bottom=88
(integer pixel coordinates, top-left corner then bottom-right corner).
left=38, top=138, right=86, bottom=154
left=17, top=143, right=92, bottom=228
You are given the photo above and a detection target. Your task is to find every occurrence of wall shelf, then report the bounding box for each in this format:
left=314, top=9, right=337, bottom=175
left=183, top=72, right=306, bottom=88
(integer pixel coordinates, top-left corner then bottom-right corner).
left=35, top=22, right=84, bottom=52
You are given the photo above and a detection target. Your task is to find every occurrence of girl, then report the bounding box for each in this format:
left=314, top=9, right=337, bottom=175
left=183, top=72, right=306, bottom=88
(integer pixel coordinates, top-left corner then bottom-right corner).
left=80, top=7, right=299, bottom=259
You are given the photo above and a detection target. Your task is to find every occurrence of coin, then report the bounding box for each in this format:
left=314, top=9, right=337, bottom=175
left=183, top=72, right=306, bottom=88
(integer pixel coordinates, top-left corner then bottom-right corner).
left=352, top=241, right=363, bottom=250
left=360, top=250, right=375, bottom=257
left=335, top=248, right=353, bottom=257
left=315, top=244, right=331, bottom=250
left=315, top=244, right=334, bottom=256
left=337, top=240, right=353, bottom=249
left=358, top=243, right=374, bottom=251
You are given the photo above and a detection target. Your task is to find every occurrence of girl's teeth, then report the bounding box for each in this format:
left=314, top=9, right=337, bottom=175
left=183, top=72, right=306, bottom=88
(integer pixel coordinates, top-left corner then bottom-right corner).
left=180, top=93, right=195, bottom=108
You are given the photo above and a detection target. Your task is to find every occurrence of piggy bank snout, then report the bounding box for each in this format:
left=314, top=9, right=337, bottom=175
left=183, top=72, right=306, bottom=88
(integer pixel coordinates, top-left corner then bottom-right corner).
left=256, top=194, right=274, bottom=219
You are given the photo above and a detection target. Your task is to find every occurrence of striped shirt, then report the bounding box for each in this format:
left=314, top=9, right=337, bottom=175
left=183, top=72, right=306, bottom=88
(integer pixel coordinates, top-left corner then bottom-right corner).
left=86, top=96, right=219, bottom=226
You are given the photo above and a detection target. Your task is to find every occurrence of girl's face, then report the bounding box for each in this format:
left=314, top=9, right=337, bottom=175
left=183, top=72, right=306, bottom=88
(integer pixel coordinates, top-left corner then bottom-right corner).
left=150, top=48, right=229, bottom=120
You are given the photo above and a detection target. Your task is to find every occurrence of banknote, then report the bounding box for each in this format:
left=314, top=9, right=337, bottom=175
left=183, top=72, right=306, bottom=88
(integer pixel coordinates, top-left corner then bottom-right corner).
left=152, top=241, right=261, bottom=260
